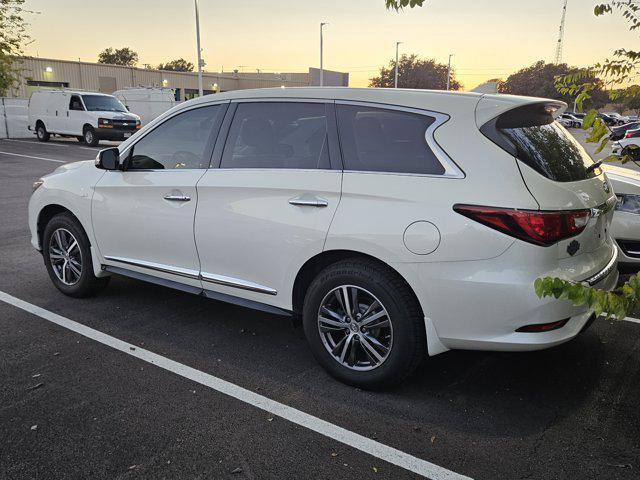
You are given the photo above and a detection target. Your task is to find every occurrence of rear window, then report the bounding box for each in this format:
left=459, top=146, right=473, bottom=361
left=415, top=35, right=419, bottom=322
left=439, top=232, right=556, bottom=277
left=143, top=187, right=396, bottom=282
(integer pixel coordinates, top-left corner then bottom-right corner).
left=484, top=103, right=598, bottom=182
left=336, top=104, right=445, bottom=175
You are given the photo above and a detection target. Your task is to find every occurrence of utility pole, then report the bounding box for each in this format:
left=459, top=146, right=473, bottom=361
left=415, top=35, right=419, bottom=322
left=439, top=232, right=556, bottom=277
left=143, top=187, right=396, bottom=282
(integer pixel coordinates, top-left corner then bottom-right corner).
left=446, top=54, right=454, bottom=91
left=555, top=0, right=568, bottom=64
left=320, top=22, right=328, bottom=86
left=394, top=42, right=402, bottom=88
left=195, top=0, right=204, bottom=96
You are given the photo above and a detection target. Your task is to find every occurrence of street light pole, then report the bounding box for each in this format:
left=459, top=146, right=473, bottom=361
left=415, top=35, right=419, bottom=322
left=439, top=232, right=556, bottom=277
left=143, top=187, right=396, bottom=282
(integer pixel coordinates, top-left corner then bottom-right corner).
left=195, top=0, right=204, bottom=97
left=320, top=22, right=328, bottom=86
left=394, top=42, right=402, bottom=88
left=446, top=53, right=454, bottom=91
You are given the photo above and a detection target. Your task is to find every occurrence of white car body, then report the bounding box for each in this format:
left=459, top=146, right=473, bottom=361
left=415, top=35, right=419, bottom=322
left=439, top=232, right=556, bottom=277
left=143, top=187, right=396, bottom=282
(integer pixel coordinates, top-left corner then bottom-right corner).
left=28, top=87, right=619, bottom=370
left=603, top=164, right=640, bottom=269
left=611, top=129, right=640, bottom=155
left=112, top=87, right=177, bottom=126
left=28, top=90, right=140, bottom=143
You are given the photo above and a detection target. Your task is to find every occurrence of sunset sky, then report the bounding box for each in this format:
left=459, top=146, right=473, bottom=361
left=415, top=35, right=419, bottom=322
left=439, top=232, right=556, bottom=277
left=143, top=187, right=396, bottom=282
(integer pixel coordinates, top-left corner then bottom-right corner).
left=22, top=0, right=640, bottom=90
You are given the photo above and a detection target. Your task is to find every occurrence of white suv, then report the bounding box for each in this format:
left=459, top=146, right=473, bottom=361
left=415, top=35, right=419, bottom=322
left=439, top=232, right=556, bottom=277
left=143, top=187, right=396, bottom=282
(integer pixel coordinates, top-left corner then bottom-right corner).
left=28, top=88, right=619, bottom=388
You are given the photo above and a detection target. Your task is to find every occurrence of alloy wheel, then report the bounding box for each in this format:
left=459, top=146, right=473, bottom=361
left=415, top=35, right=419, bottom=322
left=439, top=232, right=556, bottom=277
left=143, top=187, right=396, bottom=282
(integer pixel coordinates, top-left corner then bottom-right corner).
left=317, top=285, right=393, bottom=371
left=48, top=228, right=83, bottom=286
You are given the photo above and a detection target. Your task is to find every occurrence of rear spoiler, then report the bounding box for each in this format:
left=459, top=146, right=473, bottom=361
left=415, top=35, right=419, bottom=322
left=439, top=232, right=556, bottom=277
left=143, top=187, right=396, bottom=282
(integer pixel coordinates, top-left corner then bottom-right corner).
left=477, top=99, right=567, bottom=157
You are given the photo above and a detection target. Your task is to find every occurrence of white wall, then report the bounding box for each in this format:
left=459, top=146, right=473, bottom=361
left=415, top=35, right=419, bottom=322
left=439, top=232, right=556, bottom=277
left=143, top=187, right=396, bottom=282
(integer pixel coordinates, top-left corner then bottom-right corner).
left=0, top=98, right=30, bottom=138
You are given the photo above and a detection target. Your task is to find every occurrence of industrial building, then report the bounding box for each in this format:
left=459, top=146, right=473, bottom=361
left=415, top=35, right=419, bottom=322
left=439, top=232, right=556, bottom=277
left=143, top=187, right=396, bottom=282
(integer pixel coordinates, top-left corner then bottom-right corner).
left=8, top=56, right=349, bottom=100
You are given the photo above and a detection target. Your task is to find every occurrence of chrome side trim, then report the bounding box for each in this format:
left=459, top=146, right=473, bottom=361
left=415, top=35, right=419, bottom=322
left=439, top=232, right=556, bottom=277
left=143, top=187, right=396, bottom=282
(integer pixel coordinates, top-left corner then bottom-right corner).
left=200, top=272, right=277, bottom=296
left=583, top=245, right=618, bottom=286
left=103, top=256, right=201, bottom=280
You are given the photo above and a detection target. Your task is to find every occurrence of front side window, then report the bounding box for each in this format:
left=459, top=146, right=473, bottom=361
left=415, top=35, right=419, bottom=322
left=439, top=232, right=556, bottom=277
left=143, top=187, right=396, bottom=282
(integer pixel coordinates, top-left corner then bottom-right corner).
left=221, top=102, right=330, bottom=169
left=336, top=104, right=444, bottom=175
left=69, top=95, right=84, bottom=111
left=81, top=95, right=127, bottom=113
left=128, top=105, right=223, bottom=170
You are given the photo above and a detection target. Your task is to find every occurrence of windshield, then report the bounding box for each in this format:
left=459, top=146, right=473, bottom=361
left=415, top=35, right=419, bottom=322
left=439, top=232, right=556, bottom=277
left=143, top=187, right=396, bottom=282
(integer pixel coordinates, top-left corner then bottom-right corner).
left=81, top=95, right=127, bottom=113
left=500, top=121, right=598, bottom=182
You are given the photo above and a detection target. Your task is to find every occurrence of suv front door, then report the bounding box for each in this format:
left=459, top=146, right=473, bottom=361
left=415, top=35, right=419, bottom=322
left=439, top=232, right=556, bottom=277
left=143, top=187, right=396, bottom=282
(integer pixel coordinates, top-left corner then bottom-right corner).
left=194, top=101, right=342, bottom=308
left=92, top=103, right=228, bottom=288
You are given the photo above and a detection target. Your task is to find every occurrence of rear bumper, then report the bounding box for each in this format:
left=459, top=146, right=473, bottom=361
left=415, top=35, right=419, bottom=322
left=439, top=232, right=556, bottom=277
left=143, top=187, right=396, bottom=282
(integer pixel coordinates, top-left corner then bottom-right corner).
left=611, top=210, right=640, bottom=265
left=393, top=240, right=619, bottom=355
left=95, top=127, right=138, bottom=141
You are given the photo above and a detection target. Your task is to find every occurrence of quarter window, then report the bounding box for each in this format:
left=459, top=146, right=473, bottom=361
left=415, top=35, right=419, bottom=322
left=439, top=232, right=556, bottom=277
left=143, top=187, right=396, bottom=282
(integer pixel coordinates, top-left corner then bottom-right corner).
left=336, top=104, right=444, bottom=175
left=128, top=105, right=223, bottom=170
left=221, top=102, right=331, bottom=169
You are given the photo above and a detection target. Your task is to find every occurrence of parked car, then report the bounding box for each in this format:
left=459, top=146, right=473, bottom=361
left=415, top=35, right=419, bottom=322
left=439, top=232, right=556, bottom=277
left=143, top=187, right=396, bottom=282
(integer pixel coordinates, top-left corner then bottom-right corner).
left=597, top=113, right=619, bottom=126
left=28, top=88, right=619, bottom=388
left=610, top=122, right=640, bottom=142
left=28, top=90, right=141, bottom=146
left=612, top=128, right=640, bottom=155
left=603, top=165, right=640, bottom=272
left=603, top=112, right=626, bottom=125
left=113, top=87, right=177, bottom=126
left=560, top=113, right=582, bottom=128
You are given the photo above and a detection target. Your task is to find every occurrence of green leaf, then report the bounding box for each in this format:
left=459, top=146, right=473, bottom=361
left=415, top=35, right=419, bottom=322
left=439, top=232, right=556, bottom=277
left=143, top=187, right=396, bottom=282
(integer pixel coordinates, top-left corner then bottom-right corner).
left=595, top=136, right=609, bottom=154
left=582, top=110, right=597, bottom=130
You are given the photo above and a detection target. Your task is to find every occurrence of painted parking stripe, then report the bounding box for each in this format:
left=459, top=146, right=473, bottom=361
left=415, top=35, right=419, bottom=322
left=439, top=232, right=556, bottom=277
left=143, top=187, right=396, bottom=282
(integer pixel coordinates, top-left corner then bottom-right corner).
left=624, top=316, right=640, bottom=324
left=0, top=290, right=471, bottom=480
left=0, top=139, right=69, bottom=148
left=0, top=151, right=66, bottom=163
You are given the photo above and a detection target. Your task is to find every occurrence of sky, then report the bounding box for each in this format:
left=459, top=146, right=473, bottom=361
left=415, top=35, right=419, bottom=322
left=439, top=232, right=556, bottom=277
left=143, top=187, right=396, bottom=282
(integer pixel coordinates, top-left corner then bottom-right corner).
left=21, top=0, right=640, bottom=90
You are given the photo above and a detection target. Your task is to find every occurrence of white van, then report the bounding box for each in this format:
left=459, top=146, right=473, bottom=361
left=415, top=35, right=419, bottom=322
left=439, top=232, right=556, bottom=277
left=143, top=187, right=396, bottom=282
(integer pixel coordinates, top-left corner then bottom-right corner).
left=28, top=90, right=141, bottom=146
left=113, top=87, right=177, bottom=126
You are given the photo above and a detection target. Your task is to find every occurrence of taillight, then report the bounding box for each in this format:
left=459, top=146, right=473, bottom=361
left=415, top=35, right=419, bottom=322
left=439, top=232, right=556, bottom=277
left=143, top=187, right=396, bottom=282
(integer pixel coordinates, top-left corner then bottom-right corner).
left=625, top=130, right=639, bottom=138
left=453, top=204, right=591, bottom=246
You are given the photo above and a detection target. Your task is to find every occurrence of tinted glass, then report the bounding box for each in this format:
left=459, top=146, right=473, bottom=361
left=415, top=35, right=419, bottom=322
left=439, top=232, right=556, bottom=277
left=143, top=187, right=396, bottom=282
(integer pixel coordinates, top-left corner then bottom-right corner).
left=221, top=102, right=330, bottom=169
left=336, top=105, right=444, bottom=175
left=128, top=105, right=222, bottom=170
left=500, top=121, right=597, bottom=182
left=69, top=95, right=84, bottom=111
left=81, top=95, right=127, bottom=113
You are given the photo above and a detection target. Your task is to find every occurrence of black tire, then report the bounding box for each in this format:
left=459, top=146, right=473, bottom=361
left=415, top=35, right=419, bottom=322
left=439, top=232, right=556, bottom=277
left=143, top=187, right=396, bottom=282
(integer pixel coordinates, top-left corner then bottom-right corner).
left=42, top=212, right=109, bottom=298
left=76, top=136, right=85, bottom=143
left=36, top=122, right=50, bottom=142
left=83, top=126, right=99, bottom=147
left=302, top=258, right=426, bottom=389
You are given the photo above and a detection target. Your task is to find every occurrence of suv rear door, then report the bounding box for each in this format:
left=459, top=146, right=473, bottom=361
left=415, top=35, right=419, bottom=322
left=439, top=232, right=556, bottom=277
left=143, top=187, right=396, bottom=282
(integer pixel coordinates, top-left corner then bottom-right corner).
left=194, top=100, right=342, bottom=308
left=479, top=100, right=617, bottom=270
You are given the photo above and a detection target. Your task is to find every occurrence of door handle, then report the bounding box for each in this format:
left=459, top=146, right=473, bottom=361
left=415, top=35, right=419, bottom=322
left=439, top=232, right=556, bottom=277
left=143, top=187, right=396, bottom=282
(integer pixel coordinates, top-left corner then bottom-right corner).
left=289, top=196, right=329, bottom=207
left=164, top=194, right=191, bottom=202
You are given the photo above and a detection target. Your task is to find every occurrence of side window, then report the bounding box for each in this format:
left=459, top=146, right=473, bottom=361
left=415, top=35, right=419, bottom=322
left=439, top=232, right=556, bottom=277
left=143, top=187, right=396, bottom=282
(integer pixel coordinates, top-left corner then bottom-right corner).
left=336, top=104, right=445, bottom=175
left=221, top=102, right=330, bottom=169
left=69, top=95, right=84, bottom=111
left=128, top=105, right=223, bottom=170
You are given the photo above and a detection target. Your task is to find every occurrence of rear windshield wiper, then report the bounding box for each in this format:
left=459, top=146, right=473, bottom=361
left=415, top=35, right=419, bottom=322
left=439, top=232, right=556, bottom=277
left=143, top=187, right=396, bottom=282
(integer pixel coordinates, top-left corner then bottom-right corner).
left=586, top=161, right=603, bottom=174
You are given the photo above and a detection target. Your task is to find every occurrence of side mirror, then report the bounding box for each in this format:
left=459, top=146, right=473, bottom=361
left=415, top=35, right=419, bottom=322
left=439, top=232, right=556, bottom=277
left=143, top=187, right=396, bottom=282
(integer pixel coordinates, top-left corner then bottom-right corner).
left=125, top=105, right=130, bottom=111
left=96, top=147, right=120, bottom=170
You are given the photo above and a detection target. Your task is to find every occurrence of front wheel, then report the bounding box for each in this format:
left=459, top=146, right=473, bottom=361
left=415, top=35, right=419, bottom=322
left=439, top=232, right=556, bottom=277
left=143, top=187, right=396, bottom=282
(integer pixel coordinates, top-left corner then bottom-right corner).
left=83, top=127, right=99, bottom=147
left=42, top=213, right=109, bottom=297
left=302, top=258, right=426, bottom=389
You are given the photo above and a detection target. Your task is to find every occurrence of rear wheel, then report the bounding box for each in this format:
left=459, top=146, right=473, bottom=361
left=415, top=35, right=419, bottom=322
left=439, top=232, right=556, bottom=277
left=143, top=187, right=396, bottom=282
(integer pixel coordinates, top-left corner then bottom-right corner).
left=302, top=258, right=426, bottom=389
left=42, top=213, right=109, bottom=297
left=83, top=126, right=99, bottom=147
left=36, top=123, right=50, bottom=142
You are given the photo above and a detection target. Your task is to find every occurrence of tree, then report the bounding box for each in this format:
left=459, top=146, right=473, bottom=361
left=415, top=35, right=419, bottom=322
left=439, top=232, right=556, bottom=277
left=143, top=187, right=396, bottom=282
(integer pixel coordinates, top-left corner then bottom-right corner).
left=0, top=0, right=30, bottom=96
left=370, top=54, right=461, bottom=90
left=98, top=47, right=138, bottom=67
left=157, top=58, right=194, bottom=72
left=499, top=61, right=609, bottom=110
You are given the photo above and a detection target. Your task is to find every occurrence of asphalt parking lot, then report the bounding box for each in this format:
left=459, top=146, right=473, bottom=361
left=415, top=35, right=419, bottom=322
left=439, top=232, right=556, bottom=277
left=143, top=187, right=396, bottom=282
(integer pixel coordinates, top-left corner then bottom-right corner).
left=1, top=136, right=640, bottom=480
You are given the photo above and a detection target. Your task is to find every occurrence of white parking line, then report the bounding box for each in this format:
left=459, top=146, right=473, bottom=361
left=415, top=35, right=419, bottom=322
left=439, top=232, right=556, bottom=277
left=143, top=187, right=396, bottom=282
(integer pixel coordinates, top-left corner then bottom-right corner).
left=0, top=151, right=66, bottom=163
left=0, top=290, right=471, bottom=480
left=0, top=138, right=69, bottom=148
left=624, top=316, right=640, bottom=324
left=79, top=147, right=100, bottom=152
